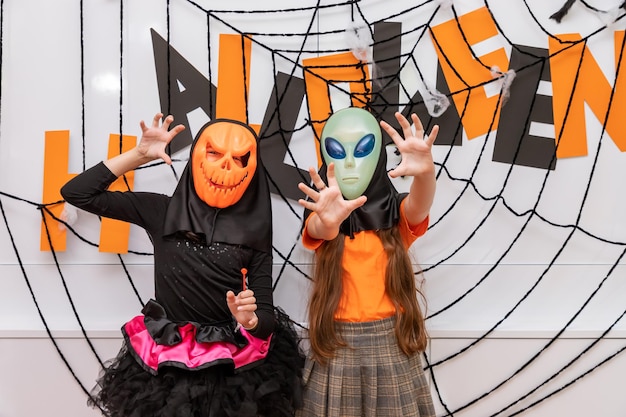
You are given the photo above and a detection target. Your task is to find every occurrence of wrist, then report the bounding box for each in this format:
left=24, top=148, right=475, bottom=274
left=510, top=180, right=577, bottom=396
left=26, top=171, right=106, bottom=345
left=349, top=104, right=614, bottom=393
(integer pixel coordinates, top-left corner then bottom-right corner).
left=242, top=313, right=258, bottom=331
left=310, top=213, right=340, bottom=241
left=242, top=322, right=258, bottom=331
left=132, top=147, right=154, bottom=165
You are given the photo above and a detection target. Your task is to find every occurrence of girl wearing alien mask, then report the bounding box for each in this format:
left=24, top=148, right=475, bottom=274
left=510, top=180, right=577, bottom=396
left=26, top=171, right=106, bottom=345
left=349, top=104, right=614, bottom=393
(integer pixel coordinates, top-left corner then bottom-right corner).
left=296, top=107, right=437, bottom=417
left=61, top=114, right=304, bottom=417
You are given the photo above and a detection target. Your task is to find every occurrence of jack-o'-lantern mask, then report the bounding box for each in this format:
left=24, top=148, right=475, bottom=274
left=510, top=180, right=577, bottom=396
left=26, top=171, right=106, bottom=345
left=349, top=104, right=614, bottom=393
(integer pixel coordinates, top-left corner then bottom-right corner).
left=191, top=121, right=257, bottom=208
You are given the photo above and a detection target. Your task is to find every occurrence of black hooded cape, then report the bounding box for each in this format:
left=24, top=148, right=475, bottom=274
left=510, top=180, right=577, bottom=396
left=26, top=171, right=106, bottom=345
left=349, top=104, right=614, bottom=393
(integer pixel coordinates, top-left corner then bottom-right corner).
left=163, top=119, right=273, bottom=254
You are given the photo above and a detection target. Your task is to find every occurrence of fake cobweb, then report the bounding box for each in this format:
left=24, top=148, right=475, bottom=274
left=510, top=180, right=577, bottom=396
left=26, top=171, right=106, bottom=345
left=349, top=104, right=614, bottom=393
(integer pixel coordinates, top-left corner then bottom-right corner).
left=2, top=0, right=626, bottom=416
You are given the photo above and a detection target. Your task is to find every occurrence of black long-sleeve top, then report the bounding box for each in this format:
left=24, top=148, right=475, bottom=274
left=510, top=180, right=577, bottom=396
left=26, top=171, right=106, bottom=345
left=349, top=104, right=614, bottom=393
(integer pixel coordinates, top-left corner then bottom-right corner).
left=60, top=162, right=275, bottom=339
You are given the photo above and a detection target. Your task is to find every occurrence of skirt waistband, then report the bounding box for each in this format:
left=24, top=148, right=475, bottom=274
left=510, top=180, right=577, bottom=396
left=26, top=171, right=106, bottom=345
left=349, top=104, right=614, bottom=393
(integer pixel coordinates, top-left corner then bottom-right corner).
left=334, top=316, right=396, bottom=334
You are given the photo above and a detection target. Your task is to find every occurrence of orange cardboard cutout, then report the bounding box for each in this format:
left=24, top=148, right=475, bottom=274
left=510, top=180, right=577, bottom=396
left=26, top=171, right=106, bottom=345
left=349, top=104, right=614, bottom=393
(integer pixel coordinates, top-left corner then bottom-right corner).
left=303, top=52, right=371, bottom=166
left=549, top=32, right=626, bottom=158
left=40, top=130, right=76, bottom=251
left=430, top=6, right=509, bottom=140
left=216, top=34, right=252, bottom=122
left=98, top=134, right=137, bottom=254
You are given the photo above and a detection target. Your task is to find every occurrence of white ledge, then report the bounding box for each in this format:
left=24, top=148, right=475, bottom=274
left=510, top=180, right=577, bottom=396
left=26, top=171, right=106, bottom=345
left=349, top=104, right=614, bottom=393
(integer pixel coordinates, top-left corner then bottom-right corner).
left=1, top=328, right=625, bottom=339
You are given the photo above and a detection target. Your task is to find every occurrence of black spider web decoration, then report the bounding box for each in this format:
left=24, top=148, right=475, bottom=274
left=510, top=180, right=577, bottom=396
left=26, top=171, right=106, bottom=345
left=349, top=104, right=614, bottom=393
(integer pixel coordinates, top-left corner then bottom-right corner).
left=2, top=1, right=626, bottom=416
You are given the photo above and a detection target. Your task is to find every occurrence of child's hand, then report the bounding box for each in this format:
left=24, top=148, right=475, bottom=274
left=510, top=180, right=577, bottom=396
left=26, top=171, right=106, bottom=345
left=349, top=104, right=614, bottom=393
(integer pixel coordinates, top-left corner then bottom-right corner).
left=297, top=163, right=366, bottom=238
left=298, top=163, right=367, bottom=226
left=380, top=112, right=438, bottom=178
left=226, top=289, right=258, bottom=331
left=136, top=113, right=185, bottom=165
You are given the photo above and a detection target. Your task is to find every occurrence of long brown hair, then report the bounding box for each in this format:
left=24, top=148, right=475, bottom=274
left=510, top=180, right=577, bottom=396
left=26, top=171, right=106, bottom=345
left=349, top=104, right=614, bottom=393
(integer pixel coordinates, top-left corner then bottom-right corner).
left=307, top=225, right=428, bottom=364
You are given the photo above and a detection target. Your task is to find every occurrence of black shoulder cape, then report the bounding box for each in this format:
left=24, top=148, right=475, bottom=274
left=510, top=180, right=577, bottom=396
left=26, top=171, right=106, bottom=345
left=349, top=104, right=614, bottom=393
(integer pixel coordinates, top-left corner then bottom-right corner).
left=163, top=119, right=273, bottom=253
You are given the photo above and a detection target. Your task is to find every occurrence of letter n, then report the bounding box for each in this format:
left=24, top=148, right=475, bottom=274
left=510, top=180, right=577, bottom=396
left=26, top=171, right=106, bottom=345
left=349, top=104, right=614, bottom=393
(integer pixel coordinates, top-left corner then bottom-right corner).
left=549, top=32, right=626, bottom=158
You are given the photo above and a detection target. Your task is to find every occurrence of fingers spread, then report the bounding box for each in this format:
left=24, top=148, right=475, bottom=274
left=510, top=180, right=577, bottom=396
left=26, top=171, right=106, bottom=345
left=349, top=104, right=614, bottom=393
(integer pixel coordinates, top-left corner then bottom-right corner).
left=158, top=151, right=172, bottom=165
left=395, top=112, right=414, bottom=140
left=380, top=119, right=404, bottom=147
left=162, top=115, right=174, bottom=130
left=152, top=113, right=163, bottom=127
left=308, top=166, right=321, bottom=182
left=298, top=182, right=318, bottom=201
left=297, top=198, right=314, bottom=211
left=326, top=163, right=339, bottom=187
left=410, top=113, right=424, bottom=136
left=425, top=125, right=439, bottom=146
left=348, top=195, right=367, bottom=211
left=172, top=124, right=186, bottom=135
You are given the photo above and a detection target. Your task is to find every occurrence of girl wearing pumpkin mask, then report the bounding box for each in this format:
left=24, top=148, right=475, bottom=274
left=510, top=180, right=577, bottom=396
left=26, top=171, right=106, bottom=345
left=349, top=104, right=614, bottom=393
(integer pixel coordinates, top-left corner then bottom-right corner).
left=61, top=113, right=304, bottom=417
left=296, top=108, right=437, bottom=417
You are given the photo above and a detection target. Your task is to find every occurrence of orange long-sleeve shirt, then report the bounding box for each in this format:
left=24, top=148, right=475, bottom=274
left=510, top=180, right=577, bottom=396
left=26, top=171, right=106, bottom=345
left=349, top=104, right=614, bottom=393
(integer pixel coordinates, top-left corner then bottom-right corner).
left=302, top=200, right=429, bottom=322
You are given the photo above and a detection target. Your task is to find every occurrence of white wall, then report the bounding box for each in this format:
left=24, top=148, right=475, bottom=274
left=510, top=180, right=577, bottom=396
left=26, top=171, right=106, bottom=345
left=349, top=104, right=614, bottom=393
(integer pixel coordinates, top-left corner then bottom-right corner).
left=1, top=0, right=626, bottom=416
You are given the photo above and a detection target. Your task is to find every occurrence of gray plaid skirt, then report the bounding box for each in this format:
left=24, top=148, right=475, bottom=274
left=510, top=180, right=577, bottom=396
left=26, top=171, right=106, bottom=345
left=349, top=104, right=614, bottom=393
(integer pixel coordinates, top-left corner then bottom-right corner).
left=296, top=316, right=436, bottom=417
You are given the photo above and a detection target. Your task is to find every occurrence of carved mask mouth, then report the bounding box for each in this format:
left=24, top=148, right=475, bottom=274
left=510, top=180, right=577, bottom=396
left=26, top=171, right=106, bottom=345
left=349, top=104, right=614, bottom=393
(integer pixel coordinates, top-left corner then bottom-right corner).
left=206, top=173, right=248, bottom=189
left=191, top=121, right=257, bottom=208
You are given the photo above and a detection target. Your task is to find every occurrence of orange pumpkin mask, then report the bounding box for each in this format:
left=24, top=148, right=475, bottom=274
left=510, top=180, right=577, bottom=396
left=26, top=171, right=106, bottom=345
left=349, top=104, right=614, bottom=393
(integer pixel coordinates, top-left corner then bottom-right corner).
left=191, top=121, right=257, bottom=208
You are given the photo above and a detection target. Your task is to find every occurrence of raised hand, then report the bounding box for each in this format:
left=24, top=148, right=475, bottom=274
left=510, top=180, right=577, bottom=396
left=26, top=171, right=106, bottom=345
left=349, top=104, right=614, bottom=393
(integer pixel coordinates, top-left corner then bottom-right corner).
left=380, top=112, right=438, bottom=226
left=226, top=289, right=258, bottom=331
left=103, top=113, right=186, bottom=177
left=380, top=112, right=438, bottom=179
left=297, top=163, right=367, bottom=240
left=136, top=113, right=186, bottom=165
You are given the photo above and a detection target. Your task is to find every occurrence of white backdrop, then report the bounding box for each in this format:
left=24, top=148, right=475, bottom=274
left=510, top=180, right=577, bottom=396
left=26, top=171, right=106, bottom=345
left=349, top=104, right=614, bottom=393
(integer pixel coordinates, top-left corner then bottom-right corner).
left=1, top=0, right=626, bottom=416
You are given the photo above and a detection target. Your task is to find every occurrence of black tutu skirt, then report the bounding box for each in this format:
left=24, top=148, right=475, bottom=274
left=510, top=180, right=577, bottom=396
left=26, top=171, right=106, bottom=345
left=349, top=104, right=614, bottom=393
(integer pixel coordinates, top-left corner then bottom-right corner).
left=88, top=307, right=305, bottom=417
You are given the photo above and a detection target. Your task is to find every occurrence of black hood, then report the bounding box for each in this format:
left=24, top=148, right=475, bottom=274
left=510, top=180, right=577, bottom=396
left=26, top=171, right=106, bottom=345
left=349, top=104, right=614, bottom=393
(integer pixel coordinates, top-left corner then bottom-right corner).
left=163, top=119, right=273, bottom=253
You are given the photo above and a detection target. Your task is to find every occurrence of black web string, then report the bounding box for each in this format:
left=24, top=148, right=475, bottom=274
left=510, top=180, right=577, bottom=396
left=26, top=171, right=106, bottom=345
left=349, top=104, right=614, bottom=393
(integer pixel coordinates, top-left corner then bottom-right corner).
left=420, top=3, right=626, bottom=414
left=423, top=10, right=580, bottom=313
left=0, top=198, right=106, bottom=413
left=420, top=3, right=621, bottom=415
left=0, top=0, right=3, bottom=137
left=118, top=0, right=125, bottom=154
left=202, top=5, right=366, bottom=107
left=420, top=30, right=518, bottom=279
left=208, top=3, right=626, bottom=414
left=522, top=0, right=626, bottom=43
left=79, top=0, right=86, bottom=171
left=40, top=208, right=106, bottom=369
left=431, top=2, right=626, bottom=247
left=15, top=2, right=147, bottom=409
left=2, top=1, right=122, bottom=410
left=2, top=1, right=625, bottom=415
left=488, top=247, right=626, bottom=415
left=550, top=0, right=626, bottom=24
left=219, top=1, right=322, bottom=291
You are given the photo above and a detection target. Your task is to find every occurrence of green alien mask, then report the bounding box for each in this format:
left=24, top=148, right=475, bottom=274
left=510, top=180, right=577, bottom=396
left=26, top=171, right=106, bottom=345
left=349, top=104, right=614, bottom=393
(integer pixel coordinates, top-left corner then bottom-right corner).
left=320, top=107, right=382, bottom=200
